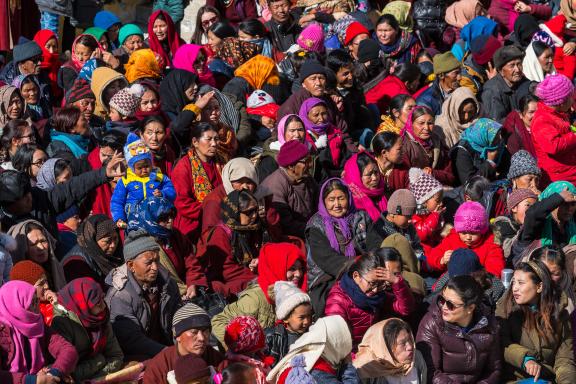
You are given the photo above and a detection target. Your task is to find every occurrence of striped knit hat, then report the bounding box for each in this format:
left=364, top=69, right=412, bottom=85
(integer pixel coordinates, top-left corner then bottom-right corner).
left=66, top=78, right=95, bottom=105
left=172, top=303, right=211, bottom=337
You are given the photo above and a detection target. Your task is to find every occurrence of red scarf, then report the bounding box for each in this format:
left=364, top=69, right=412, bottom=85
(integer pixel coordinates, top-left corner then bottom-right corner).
left=147, top=10, right=183, bottom=68
left=33, top=29, right=62, bottom=100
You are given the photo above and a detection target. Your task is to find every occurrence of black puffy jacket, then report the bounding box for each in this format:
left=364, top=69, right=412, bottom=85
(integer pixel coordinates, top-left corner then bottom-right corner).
left=412, top=0, right=448, bottom=47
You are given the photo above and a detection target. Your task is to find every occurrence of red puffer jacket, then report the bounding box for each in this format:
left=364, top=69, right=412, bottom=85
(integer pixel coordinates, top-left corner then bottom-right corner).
left=531, top=102, right=576, bottom=185
left=428, top=229, right=505, bottom=277
left=324, top=276, right=415, bottom=349
left=365, top=75, right=411, bottom=114
left=412, top=211, right=443, bottom=257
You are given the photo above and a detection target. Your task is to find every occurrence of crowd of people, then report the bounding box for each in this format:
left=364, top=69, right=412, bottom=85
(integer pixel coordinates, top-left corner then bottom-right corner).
left=0, top=0, right=576, bottom=382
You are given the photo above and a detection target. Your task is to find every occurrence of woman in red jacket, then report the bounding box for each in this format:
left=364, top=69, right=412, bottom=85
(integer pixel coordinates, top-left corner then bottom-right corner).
left=429, top=201, right=505, bottom=277
left=138, top=115, right=176, bottom=178
left=324, top=248, right=415, bottom=350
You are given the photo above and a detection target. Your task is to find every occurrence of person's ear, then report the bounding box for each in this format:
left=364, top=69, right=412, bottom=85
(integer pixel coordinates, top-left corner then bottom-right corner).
left=467, top=304, right=476, bottom=314
left=536, top=282, right=543, bottom=294
left=392, top=108, right=400, bottom=118
left=127, top=260, right=134, bottom=272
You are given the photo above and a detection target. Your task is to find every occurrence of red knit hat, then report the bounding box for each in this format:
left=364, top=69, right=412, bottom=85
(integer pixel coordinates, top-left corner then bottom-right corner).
left=10, top=260, right=46, bottom=285
left=224, top=316, right=265, bottom=354
left=344, top=22, right=369, bottom=46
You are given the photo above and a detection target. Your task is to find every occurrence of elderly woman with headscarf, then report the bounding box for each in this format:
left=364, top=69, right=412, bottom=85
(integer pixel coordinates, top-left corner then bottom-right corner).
left=0, top=280, right=78, bottom=382
left=61, top=215, right=122, bottom=289
left=306, top=178, right=372, bottom=316
left=51, top=278, right=124, bottom=382
left=127, top=196, right=206, bottom=299
left=267, top=315, right=358, bottom=383
left=435, top=86, right=481, bottom=149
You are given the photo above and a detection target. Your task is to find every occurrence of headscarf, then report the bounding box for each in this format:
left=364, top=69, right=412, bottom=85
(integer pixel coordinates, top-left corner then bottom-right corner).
left=539, top=181, right=576, bottom=246
left=76, top=215, right=122, bottom=279
left=353, top=318, right=415, bottom=378
left=523, top=42, right=555, bottom=82
left=90, top=67, right=127, bottom=117
left=514, top=14, right=540, bottom=48
left=382, top=1, right=413, bottom=30
left=172, top=44, right=216, bottom=87
left=84, top=27, right=107, bottom=44
left=343, top=153, right=387, bottom=222
left=234, top=55, right=281, bottom=90
left=376, top=29, right=418, bottom=64
left=147, top=10, right=183, bottom=67
left=35, top=158, right=62, bottom=191
left=257, top=242, right=307, bottom=303
left=0, top=85, right=24, bottom=126
left=561, top=0, right=576, bottom=31
left=12, top=75, right=45, bottom=119
left=57, top=278, right=109, bottom=354
left=460, top=16, right=498, bottom=50
left=222, top=157, right=259, bottom=194
left=460, top=118, right=502, bottom=160
left=267, top=315, right=352, bottom=383
left=127, top=197, right=175, bottom=240
left=159, top=69, right=197, bottom=115
left=318, top=178, right=357, bottom=258
left=436, top=86, right=480, bottom=148
left=124, top=48, right=162, bottom=84
left=71, top=34, right=104, bottom=72
left=445, top=0, right=481, bottom=29
left=401, top=107, right=433, bottom=149
left=221, top=190, right=262, bottom=266
left=0, top=281, right=45, bottom=374
left=199, top=84, right=240, bottom=133
left=33, top=30, right=60, bottom=95
left=216, top=37, right=261, bottom=69
left=276, top=114, right=304, bottom=146
left=299, top=97, right=331, bottom=135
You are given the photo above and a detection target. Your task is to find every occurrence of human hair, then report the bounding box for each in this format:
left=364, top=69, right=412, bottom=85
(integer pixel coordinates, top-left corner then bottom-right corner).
left=12, top=144, right=39, bottom=176
left=192, top=5, right=221, bottom=44
left=444, top=275, right=483, bottom=308
left=75, top=34, right=99, bottom=51
left=140, top=115, right=166, bottom=133
left=383, top=319, right=413, bottom=363
left=376, top=14, right=400, bottom=33
left=410, top=105, right=433, bottom=123
left=239, top=19, right=267, bottom=38
left=52, top=106, right=82, bottom=133
left=190, top=121, right=218, bottom=141
left=139, top=82, right=159, bottom=97
left=102, top=78, right=128, bottom=109
left=530, top=246, right=566, bottom=272
left=394, top=63, right=421, bottom=83
left=221, top=363, right=254, bottom=384
left=288, top=50, right=323, bottom=75
left=388, top=94, right=413, bottom=116
left=372, top=131, right=401, bottom=155
left=356, top=152, right=377, bottom=175
left=463, top=176, right=489, bottom=201
left=26, top=221, right=46, bottom=234
left=53, top=159, right=70, bottom=180
left=322, top=178, right=349, bottom=201
left=1, top=119, right=30, bottom=155
left=416, top=49, right=433, bottom=62
left=209, top=21, right=236, bottom=40
left=348, top=248, right=400, bottom=277
left=20, top=77, right=38, bottom=92
left=519, top=94, right=539, bottom=113
left=267, top=0, right=290, bottom=5
left=532, top=41, right=552, bottom=58
left=98, top=130, right=126, bottom=153
left=326, top=49, right=354, bottom=73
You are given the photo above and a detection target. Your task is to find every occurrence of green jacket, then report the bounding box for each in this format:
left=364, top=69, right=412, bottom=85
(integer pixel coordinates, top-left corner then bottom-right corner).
left=496, top=294, right=576, bottom=383
left=51, top=304, right=124, bottom=381
left=211, top=282, right=275, bottom=347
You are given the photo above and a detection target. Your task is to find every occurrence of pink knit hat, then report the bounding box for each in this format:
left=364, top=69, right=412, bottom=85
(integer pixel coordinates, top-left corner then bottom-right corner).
left=536, top=74, right=575, bottom=106
left=454, top=201, right=489, bottom=234
left=297, top=23, right=325, bottom=53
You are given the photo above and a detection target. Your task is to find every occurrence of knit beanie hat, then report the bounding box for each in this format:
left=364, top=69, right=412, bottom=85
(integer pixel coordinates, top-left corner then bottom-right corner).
left=448, top=248, right=482, bottom=277
left=299, top=60, right=326, bottom=82
left=493, top=45, right=525, bottom=70
left=174, top=354, right=211, bottom=384
left=454, top=201, right=489, bottom=234
left=408, top=167, right=443, bottom=205
left=94, top=10, right=121, bottom=31
left=286, top=355, right=315, bottom=384
left=470, top=35, right=502, bottom=65
left=56, top=205, right=79, bottom=223
left=507, top=188, right=538, bottom=211
left=277, top=140, right=309, bottom=167
left=274, top=281, right=311, bottom=320
left=536, top=73, right=575, bottom=106
left=357, top=38, right=381, bottom=64
left=13, top=41, right=43, bottom=64
left=123, top=229, right=160, bottom=262
left=84, top=27, right=107, bottom=42
left=124, top=132, right=152, bottom=170
left=344, top=22, right=369, bottom=46
left=246, top=90, right=280, bottom=120
left=387, top=189, right=417, bottom=216
left=297, top=23, right=325, bottom=53
left=118, top=24, right=144, bottom=46
left=433, top=52, right=460, bottom=75
left=224, top=316, right=266, bottom=354
left=66, top=78, right=95, bottom=105
left=172, top=303, right=211, bottom=337
left=109, top=84, right=145, bottom=118
left=10, top=260, right=46, bottom=285
left=507, top=150, right=541, bottom=180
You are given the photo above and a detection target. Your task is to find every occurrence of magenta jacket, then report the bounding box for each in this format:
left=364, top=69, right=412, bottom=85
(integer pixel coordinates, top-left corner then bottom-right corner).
left=324, top=276, right=415, bottom=349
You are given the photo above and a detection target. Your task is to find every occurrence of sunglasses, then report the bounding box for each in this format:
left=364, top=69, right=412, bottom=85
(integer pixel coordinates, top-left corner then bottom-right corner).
left=437, top=295, right=465, bottom=311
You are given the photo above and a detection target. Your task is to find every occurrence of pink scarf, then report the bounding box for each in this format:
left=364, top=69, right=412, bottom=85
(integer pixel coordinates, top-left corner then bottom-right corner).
left=172, top=44, right=216, bottom=87
left=71, top=34, right=104, bottom=72
left=0, top=281, right=45, bottom=374
left=401, top=108, right=433, bottom=149
left=342, top=152, right=387, bottom=222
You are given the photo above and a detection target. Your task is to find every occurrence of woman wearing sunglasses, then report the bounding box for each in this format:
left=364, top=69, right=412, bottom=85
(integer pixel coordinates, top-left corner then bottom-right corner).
left=416, top=275, right=502, bottom=383
left=496, top=261, right=576, bottom=382
left=324, top=248, right=415, bottom=351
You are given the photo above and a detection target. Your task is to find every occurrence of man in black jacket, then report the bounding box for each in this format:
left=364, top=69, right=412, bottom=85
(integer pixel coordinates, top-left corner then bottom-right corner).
left=265, top=0, right=302, bottom=58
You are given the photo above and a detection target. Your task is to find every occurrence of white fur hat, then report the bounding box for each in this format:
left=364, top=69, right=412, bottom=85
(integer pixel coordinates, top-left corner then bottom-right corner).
left=274, top=281, right=310, bottom=320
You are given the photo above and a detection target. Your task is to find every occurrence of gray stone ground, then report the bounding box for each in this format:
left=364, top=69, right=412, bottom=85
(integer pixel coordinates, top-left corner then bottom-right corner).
left=180, top=0, right=207, bottom=42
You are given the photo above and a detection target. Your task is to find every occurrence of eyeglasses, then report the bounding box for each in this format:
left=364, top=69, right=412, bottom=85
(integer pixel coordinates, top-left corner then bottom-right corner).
left=437, top=295, right=465, bottom=311
left=201, top=16, right=218, bottom=27
left=29, top=55, right=43, bottom=64
left=361, top=275, right=384, bottom=291
left=18, top=133, right=36, bottom=141
left=32, top=157, right=47, bottom=167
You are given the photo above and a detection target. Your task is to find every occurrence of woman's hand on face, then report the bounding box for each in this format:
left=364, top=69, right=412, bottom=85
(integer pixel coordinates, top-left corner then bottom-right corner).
left=91, top=48, right=102, bottom=60
left=486, top=149, right=499, bottom=162
left=102, top=51, right=120, bottom=69
left=182, top=285, right=197, bottom=300
left=373, top=267, right=400, bottom=285
left=524, top=360, right=541, bottom=381
left=105, top=151, right=126, bottom=178
left=195, top=91, right=215, bottom=109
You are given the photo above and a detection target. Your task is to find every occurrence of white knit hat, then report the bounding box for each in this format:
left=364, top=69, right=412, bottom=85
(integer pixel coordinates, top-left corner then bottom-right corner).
left=274, top=281, right=310, bottom=320
left=408, top=167, right=443, bottom=205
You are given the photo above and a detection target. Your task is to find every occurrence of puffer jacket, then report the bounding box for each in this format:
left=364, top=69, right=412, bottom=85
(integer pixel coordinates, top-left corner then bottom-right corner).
left=531, top=102, right=576, bottom=185
left=412, top=211, right=443, bottom=257
left=416, top=296, right=502, bottom=383
left=324, top=277, right=415, bottom=349
left=105, top=264, right=181, bottom=359
left=496, top=294, right=576, bottom=383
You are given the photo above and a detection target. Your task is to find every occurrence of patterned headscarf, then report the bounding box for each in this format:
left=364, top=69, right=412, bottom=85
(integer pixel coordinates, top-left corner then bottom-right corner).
left=216, top=38, right=260, bottom=69
left=127, top=197, right=175, bottom=240
left=539, top=181, right=576, bottom=246
left=76, top=215, right=122, bottom=279
left=460, top=118, right=502, bottom=160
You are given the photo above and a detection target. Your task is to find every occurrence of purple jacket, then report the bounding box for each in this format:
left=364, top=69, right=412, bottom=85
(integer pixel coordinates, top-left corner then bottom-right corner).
left=324, top=276, right=415, bottom=349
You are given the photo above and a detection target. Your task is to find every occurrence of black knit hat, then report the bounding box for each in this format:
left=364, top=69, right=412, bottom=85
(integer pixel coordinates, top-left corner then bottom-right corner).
left=299, top=60, right=326, bottom=82
left=0, top=171, right=31, bottom=207
left=357, top=39, right=380, bottom=64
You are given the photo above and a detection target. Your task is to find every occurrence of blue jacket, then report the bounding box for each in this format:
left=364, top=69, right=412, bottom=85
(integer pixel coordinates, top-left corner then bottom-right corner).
left=110, top=167, right=176, bottom=222
left=416, top=80, right=444, bottom=117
